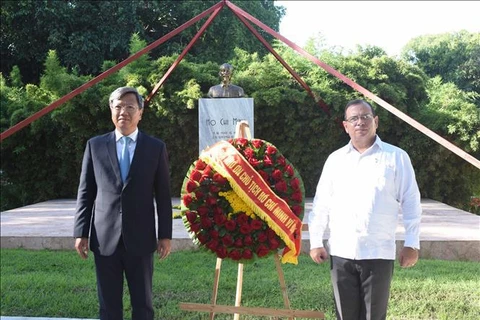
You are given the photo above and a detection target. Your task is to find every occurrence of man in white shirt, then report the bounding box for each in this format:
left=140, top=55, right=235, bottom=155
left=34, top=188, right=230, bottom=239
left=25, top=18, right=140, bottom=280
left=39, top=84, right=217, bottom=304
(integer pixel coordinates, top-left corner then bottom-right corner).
left=308, top=99, right=422, bottom=320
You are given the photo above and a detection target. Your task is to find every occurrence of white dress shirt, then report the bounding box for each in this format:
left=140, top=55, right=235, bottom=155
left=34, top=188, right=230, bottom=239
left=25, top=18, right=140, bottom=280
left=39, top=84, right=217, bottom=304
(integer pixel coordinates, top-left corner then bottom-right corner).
left=115, top=129, right=138, bottom=164
left=308, top=136, right=422, bottom=260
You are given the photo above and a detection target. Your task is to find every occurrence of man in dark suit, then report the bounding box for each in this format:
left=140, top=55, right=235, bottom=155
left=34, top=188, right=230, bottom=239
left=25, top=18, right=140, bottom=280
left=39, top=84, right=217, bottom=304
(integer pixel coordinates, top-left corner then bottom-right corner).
left=74, top=86, right=172, bottom=320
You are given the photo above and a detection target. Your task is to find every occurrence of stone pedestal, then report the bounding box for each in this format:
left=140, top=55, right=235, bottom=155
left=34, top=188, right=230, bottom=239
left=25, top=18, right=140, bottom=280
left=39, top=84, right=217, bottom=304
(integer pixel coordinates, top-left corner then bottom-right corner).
left=198, top=98, right=254, bottom=153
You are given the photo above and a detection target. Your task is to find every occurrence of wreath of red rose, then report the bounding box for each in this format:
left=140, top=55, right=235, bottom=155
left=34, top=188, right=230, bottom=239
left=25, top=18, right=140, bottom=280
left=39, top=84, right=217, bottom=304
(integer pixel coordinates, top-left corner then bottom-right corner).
left=181, top=138, right=305, bottom=263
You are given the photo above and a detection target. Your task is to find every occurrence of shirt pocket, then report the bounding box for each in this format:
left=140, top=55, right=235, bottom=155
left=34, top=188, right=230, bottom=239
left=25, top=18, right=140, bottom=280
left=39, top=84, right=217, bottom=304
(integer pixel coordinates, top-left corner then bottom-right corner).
left=373, top=164, right=396, bottom=198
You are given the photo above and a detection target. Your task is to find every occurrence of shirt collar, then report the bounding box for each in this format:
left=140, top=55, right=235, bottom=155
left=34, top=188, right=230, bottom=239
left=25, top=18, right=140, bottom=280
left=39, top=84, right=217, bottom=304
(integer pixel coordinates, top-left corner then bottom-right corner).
left=346, top=135, right=383, bottom=153
left=115, top=128, right=138, bottom=142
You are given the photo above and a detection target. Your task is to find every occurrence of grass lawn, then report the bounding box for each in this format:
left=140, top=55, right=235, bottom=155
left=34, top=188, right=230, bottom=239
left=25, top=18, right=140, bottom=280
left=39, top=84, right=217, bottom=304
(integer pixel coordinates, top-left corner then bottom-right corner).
left=1, top=248, right=479, bottom=319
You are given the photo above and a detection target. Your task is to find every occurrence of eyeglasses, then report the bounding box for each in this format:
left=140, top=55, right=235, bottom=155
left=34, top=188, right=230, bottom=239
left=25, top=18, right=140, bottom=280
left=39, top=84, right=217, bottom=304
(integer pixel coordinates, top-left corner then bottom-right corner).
left=111, top=105, right=138, bottom=113
left=345, top=113, right=374, bottom=124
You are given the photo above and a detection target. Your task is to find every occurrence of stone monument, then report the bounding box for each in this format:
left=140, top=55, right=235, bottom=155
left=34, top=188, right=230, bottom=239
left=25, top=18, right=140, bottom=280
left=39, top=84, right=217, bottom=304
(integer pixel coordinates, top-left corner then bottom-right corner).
left=199, top=63, right=253, bottom=153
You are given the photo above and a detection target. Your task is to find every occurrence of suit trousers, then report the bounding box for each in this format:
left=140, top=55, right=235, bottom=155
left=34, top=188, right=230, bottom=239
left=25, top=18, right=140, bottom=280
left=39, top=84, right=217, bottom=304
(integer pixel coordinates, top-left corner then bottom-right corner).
left=94, top=239, right=154, bottom=320
left=330, top=256, right=394, bottom=320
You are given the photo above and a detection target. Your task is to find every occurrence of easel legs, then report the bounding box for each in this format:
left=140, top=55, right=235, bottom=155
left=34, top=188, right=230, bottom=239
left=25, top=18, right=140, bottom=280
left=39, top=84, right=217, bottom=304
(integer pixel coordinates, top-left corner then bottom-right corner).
left=209, top=253, right=292, bottom=320
left=274, top=253, right=293, bottom=320
left=180, top=253, right=325, bottom=318
left=234, top=263, right=244, bottom=320
left=210, top=258, right=223, bottom=320
left=211, top=258, right=245, bottom=320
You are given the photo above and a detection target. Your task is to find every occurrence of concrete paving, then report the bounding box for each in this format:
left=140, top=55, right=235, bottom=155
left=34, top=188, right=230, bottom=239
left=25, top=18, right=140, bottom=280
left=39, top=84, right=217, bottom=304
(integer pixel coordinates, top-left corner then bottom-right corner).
left=1, top=198, right=479, bottom=261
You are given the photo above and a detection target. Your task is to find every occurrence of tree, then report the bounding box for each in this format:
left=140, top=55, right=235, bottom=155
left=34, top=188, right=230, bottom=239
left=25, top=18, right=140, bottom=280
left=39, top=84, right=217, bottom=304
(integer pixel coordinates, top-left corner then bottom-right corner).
left=401, top=31, right=480, bottom=103
left=0, top=0, right=284, bottom=84
left=1, top=1, right=142, bottom=83
left=2, top=33, right=478, bottom=213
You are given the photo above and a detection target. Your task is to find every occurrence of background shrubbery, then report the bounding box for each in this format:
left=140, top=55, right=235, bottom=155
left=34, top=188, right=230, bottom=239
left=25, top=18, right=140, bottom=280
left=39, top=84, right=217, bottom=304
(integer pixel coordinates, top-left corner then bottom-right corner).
left=1, top=1, right=479, bottom=213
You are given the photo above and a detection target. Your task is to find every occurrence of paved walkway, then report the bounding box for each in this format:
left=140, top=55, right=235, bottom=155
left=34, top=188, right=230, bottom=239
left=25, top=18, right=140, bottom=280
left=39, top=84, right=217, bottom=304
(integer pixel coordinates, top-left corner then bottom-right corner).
left=1, top=198, right=479, bottom=260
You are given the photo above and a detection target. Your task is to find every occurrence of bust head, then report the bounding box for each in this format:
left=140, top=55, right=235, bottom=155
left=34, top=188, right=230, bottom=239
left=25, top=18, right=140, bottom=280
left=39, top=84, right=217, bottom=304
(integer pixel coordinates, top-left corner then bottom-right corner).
left=207, top=63, right=245, bottom=98
left=219, top=63, right=233, bottom=85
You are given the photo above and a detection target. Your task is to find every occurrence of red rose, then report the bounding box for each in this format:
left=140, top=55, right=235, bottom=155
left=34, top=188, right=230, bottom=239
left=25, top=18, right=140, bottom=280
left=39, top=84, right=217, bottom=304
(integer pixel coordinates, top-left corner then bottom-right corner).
left=277, top=156, right=286, bottom=167
left=275, top=180, right=288, bottom=193
left=240, top=224, right=252, bottom=234
left=213, top=172, right=227, bottom=185
left=234, top=238, right=243, bottom=247
left=197, top=233, right=208, bottom=244
left=197, top=206, right=209, bottom=216
left=195, top=191, right=204, bottom=200
left=272, top=169, right=283, bottom=181
left=258, top=170, right=269, bottom=182
left=206, top=196, right=217, bottom=206
left=225, top=220, right=237, bottom=231
left=257, top=232, right=267, bottom=242
left=209, top=229, right=219, bottom=239
left=190, top=170, right=202, bottom=182
left=251, top=139, right=263, bottom=148
left=267, top=229, right=277, bottom=239
left=229, top=249, right=242, bottom=260
left=251, top=219, right=263, bottom=230
left=292, top=205, right=303, bottom=216
left=222, top=234, right=234, bottom=246
left=190, top=222, right=201, bottom=233
left=186, top=180, right=198, bottom=193
left=200, top=217, right=213, bottom=228
left=213, top=206, right=224, bottom=215
left=269, top=237, right=280, bottom=250
left=266, top=145, right=277, bottom=155
left=243, top=147, right=254, bottom=159
left=286, top=165, right=294, bottom=177
left=203, top=165, right=213, bottom=177
left=195, top=160, right=207, bottom=170
left=292, top=191, right=303, bottom=202
left=256, top=244, right=270, bottom=257
left=185, top=211, right=197, bottom=223
left=236, top=138, right=248, bottom=147
left=207, top=239, right=219, bottom=251
left=214, top=214, right=226, bottom=225
left=290, top=177, right=300, bottom=190
left=209, top=185, right=220, bottom=193
left=242, top=249, right=253, bottom=260
left=237, top=213, right=249, bottom=225
left=263, top=155, right=273, bottom=167
left=183, top=194, right=192, bottom=207
left=216, top=246, right=228, bottom=259
left=244, top=235, right=253, bottom=246
left=249, top=157, right=260, bottom=167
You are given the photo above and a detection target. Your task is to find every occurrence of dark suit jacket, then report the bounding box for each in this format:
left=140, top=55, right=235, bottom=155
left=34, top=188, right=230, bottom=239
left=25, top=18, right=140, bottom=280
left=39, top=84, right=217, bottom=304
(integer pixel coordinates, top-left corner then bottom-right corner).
left=73, top=130, right=172, bottom=256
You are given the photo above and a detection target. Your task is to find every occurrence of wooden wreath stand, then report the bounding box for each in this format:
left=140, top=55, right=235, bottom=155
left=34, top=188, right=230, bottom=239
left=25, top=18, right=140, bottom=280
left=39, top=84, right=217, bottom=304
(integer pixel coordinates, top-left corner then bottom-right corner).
left=179, top=122, right=324, bottom=319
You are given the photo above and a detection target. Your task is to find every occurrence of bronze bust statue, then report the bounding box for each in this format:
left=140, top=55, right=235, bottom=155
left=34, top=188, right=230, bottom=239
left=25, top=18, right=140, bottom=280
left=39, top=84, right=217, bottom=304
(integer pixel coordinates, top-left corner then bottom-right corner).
left=208, top=63, right=245, bottom=98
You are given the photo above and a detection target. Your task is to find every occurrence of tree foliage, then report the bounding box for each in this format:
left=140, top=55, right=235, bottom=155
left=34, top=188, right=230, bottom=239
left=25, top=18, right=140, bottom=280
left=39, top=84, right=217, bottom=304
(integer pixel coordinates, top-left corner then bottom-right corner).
left=2, top=31, right=479, bottom=212
left=1, top=6, right=478, bottom=213
left=1, top=0, right=284, bottom=84
left=401, top=31, right=480, bottom=104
